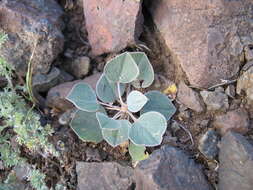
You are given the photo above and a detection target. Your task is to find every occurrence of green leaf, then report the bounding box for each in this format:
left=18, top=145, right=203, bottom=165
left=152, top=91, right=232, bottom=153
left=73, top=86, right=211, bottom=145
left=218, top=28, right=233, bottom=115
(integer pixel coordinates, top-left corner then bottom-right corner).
left=96, top=74, right=125, bottom=103
left=129, top=111, right=167, bottom=146
left=141, top=91, right=176, bottom=120
left=129, top=142, right=149, bottom=162
left=130, top=52, right=154, bottom=88
left=127, top=90, right=148, bottom=113
left=102, top=120, right=130, bottom=147
left=70, top=108, right=106, bottom=143
left=104, top=52, right=139, bottom=83
left=96, top=112, right=120, bottom=130
left=66, top=82, right=99, bottom=112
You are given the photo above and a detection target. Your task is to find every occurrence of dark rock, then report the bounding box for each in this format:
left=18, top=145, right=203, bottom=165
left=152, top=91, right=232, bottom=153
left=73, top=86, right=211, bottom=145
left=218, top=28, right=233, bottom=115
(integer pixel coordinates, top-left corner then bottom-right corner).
left=83, top=0, right=143, bottom=56
left=237, top=67, right=253, bottom=104
left=64, top=56, right=91, bottom=78
left=85, top=147, right=102, bottom=162
left=33, top=67, right=73, bottom=93
left=76, top=161, right=133, bottom=190
left=177, top=81, right=204, bottom=112
left=148, top=0, right=252, bottom=88
left=213, top=108, right=249, bottom=136
left=198, top=129, right=219, bottom=160
left=219, top=132, right=253, bottom=190
left=46, top=73, right=101, bottom=111
left=0, top=0, right=64, bottom=76
left=134, top=145, right=212, bottom=190
left=200, top=90, right=229, bottom=111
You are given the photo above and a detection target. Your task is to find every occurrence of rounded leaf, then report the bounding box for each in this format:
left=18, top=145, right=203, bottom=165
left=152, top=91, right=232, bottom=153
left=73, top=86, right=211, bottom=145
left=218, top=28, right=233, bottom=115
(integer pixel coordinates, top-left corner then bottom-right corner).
left=130, top=52, right=154, bottom=88
left=70, top=108, right=106, bottom=143
left=96, top=74, right=125, bottom=103
left=96, top=112, right=120, bottom=130
left=66, top=82, right=99, bottom=112
left=129, top=142, right=149, bottom=162
left=102, top=120, right=130, bottom=147
left=127, top=90, right=148, bottom=113
left=104, top=52, right=139, bottom=83
left=141, top=91, right=176, bottom=120
left=129, top=111, right=167, bottom=146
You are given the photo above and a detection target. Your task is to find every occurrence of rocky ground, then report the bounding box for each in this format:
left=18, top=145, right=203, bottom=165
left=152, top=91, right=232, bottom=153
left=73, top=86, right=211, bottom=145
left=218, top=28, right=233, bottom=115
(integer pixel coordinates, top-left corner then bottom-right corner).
left=0, top=0, right=253, bottom=189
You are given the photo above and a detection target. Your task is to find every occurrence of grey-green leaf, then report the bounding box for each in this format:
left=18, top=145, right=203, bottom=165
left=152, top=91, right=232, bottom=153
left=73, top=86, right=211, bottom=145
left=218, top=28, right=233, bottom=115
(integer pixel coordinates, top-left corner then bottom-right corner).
left=104, top=52, right=139, bottom=83
left=102, top=120, right=130, bottom=147
left=130, top=52, right=154, bottom=88
left=66, top=82, right=99, bottom=112
left=96, top=74, right=125, bottom=103
left=96, top=112, right=120, bottom=130
left=129, top=142, right=149, bottom=162
left=129, top=111, right=167, bottom=146
left=127, top=90, right=148, bottom=113
left=141, top=91, right=176, bottom=120
left=70, top=108, right=106, bottom=143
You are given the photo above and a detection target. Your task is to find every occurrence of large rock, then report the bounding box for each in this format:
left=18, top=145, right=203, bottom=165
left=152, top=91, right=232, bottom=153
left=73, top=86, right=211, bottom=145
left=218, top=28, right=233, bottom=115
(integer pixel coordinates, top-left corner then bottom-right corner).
left=83, top=0, right=143, bottom=56
left=177, top=81, right=204, bottom=112
left=76, top=161, right=133, bottom=190
left=237, top=67, right=253, bottom=104
left=148, top=0, right=253, bottom=88
left=46, top=73, right=101, bottom=111
left=0, top=0, right=64, bottom=76
left=219, top=132, right=253, bottom=190
left=134, top=145, right=212, bottom=190
left=213, top=108, right=250, bottom=136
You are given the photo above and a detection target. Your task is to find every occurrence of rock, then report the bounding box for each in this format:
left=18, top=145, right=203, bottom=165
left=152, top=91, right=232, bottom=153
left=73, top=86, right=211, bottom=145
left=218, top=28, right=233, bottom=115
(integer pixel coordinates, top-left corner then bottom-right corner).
left=85, top=147, right=102, bottom=162
left=46, top=73, right=101, bottom=111
left=83, top=0, right=143, bottom=56
left=198, top=129, right=219, bottom=160
left=219, top=132, right=253, bottom=190
left=200, top=90, right=229, bottom=111
left=242, top=60, right=253, bottom=71
left=213, top=108, right=249, bottom=136
left=33, top=67, right=73, bottom=93
left=225, top=85, right=235, bottom=98
left=13, top=163, right=31, bottom=181
left=58, top=108, right=76, bottom=125
left=134, top=145, right=212, bottom=190
left=148, top=0, right=253, bottom=88
left=0, top=0, right=64, bottom=76
left=237, top=67, right=253, bottom=104
left=76, top=161, right=133, bottom=190
left=245, top=45, right=253, bottom=62
left=177, top=82, right=204, bottom=112
left=64, top=56, right=91, bottom=78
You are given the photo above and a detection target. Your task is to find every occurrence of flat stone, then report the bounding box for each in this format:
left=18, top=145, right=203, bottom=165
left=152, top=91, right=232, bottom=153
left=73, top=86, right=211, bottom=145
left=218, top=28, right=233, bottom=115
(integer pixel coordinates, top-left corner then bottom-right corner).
left=83, top=0, right=143, bottom=56
left=200, top=90, right=229, bottom=111
left=177, top=81, right=204, bottom=112
left=218, top=132, right=253, bottom=190
left=0, top=0, right=64, bottom=76
left=213, top=108, right=249, bottom=136
left=225, top=85, right=235, bottom=98
left=148, top=0, right=253, bottom=88
left=198, top=129, right=219, bottom=160
left=33, top=67, right=73, bottom=93
left=134, top=145, right=212, bottom=190
left=64, top=56, right=91, bottom=78
left=76, top=161, right=133, bottom=190
left=46, top=73, right=101, bottom=111
left=237, top=67, right=253, bottom=104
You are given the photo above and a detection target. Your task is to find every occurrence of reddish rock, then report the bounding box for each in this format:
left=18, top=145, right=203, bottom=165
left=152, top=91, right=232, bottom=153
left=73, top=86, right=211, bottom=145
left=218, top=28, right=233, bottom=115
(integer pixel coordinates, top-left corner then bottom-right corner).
left=148, top=0, right=253, bottom=88
left=0, top=0, right=64, bottom=76
left=177, top=81, right=204, bottom=112
left=213, top=108, right=250, bottom=136
left=46, top=73, right=101, bottom=111
left=83, top=0, right=143, bottom=56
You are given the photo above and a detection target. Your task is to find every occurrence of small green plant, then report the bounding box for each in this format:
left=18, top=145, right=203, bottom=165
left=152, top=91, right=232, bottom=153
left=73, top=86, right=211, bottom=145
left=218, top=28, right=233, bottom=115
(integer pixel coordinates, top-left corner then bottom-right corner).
left=66, top=52, right=176, bottom=161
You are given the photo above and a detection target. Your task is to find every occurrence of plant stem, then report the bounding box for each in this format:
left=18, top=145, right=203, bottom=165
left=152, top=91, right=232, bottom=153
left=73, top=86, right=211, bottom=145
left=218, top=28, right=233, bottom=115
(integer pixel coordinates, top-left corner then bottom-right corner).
left=97, top=101, right=115, bottom=108
left=105, top=107, right=121, bottom=111
left=117, top=82, right=124, bottom=105
left=113, top=111, right=122, bottom=119
left=127, top=111, right=137, bottom=122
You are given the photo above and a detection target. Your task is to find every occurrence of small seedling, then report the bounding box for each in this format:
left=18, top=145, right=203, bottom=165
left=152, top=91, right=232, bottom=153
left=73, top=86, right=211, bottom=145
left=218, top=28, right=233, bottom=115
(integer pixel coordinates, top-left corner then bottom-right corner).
left=66, top=52, right=176, bottom=162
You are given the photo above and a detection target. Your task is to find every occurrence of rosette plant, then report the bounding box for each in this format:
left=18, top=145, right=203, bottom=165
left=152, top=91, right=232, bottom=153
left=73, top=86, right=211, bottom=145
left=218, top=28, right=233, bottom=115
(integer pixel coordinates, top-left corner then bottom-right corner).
left=66, top=52, right=176, bottom=161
